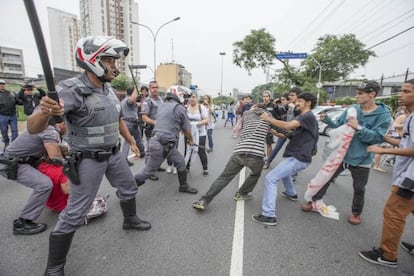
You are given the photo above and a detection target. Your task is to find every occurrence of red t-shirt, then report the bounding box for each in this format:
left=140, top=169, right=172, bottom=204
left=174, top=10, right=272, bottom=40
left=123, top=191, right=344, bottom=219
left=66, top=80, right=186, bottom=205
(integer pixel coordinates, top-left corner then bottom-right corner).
left=38, top=162, right=69, bottom=212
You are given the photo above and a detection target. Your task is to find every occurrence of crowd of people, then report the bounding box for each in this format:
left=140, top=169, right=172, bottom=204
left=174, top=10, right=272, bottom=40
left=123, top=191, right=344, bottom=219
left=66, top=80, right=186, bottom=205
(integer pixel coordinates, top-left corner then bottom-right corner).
left=0, top=35, right=413, bottom=274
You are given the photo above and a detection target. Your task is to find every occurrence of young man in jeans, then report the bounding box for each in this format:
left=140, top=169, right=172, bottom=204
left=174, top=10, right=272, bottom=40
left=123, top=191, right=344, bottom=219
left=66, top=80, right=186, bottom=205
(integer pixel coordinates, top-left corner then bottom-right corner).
left=252, top=92, right=318, bottom=226
left=359, top=79, right=414, bottom=268
left=192, top=104, right=271, bottom=211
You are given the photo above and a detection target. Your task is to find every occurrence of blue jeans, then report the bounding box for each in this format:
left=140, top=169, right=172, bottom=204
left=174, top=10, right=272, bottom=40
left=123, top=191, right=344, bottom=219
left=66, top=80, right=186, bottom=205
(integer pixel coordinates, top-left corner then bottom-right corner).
left=261, top=157, right=309, bottom=217
left=0, top=114, right=18, bottom=146
left=267, top=138, right=286, bottom=164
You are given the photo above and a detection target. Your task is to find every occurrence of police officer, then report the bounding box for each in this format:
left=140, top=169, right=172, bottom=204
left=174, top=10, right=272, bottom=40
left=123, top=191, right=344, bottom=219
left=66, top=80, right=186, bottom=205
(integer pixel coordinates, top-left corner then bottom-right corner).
left=121, top=87, right=145, bottom=166
left=134, top=92, right=198, bottom=194
left=141, top=80, right=165, bottom=180
left=0, top=119, right=64, bottom=235
left=16, top=82, right=46, bottom=116
left=27, top=36, right=151, bottom=275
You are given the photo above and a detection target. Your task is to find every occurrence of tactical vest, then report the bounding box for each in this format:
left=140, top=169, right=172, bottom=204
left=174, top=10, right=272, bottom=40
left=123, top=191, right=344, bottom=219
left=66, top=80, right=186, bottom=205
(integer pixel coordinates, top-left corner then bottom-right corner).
left=153, top=102, right=182, bottom=138
left=60, top=77, right=120, bottom=149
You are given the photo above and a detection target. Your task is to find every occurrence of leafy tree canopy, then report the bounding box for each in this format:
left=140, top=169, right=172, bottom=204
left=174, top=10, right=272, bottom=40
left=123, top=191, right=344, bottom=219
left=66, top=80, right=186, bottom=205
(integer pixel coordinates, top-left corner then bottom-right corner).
left=112, top=73, right=134, bottom=91
left=233, top=28, right=276, bottom=74
left=303, top=34, right=375, bottom=81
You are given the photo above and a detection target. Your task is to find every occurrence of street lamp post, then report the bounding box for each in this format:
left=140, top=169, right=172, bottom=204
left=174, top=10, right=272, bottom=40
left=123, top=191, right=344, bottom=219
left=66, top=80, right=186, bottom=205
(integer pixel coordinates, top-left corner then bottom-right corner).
left=131, top=17, right=180, bottom=80
left=309, top=56, right=322, bottom=105
left=219, top=52, right=226, bottom=97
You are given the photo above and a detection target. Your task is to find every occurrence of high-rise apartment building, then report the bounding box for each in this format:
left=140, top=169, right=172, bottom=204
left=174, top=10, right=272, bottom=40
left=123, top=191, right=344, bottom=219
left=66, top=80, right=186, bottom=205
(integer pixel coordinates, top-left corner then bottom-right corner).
left=156, top=63, right=192, bottom=90
left=0, top=46, right=25, bottom=80
left=79, top=0, right=140, bottom=73
left=47, top=7, right=81, bottom=72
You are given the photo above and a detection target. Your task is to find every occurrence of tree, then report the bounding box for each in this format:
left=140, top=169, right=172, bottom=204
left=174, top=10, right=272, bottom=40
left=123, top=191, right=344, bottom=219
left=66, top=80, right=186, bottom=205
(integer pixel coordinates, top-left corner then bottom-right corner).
left=303, top=34, right=375, bottom=81
left=233, top=28, right=276, bottom=74
left=112, top=73, right=133, bottom=91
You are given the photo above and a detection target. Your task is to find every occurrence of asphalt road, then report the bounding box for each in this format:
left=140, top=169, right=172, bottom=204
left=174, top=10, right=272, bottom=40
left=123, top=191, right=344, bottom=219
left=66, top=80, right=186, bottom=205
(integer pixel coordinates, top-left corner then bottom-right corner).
left=1, top=118, right=413, bottom=276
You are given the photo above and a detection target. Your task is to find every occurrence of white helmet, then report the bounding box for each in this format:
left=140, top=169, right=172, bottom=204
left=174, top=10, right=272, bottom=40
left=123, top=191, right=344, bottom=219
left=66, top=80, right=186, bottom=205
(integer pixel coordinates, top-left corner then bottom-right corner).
left=75, top=36, right=129, bottom=77
left=167, top=85, right=193, bottom=103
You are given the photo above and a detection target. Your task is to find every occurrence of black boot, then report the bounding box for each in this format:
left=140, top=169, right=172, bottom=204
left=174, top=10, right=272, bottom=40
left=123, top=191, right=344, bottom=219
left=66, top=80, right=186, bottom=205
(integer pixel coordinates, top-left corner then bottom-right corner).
left=120, top=198, right=151, bottom=231
left=13, top=218, right=47, bottom=235
left=177, top=170, right=198, bottom=194
left=44, top=231, right=75, bottom=276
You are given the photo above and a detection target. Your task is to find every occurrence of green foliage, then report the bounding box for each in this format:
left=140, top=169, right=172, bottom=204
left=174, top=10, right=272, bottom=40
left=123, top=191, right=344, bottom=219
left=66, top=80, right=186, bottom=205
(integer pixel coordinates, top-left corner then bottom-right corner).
left=112, top=74, right=134, bottom=91
left=303, top=34, right=375, bottom=81
left=233, top=28, right=276, bottom=74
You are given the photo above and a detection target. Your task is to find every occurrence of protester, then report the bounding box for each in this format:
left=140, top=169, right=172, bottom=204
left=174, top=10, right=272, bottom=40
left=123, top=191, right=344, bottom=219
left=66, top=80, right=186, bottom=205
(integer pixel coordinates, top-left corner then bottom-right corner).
left=359, top=79, right=414, bottom=268
left=302, top=80, right=392, bottom=225
left=204, top=95, right=216, bottom=152
left=192, top=104, right=271, bottom=211
left=185, top=94, right=209, bottom=175
left=264, top=88, right=301, bottom=169
left=26, top=35, right=151, bottom=275
left=252, top=92, right=318, bottom=226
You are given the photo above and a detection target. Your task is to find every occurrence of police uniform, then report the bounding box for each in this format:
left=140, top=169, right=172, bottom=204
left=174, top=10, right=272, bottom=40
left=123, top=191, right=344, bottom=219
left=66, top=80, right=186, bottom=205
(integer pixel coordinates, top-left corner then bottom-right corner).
left=53, top=73, right=145, bottom=233
left=135, top=98, right=197, bottom=194
left=120, top=95, right=145, bottom=159
left=3, top=126, right=61, bottom=234
left=141, top=95, right=163, bottom=141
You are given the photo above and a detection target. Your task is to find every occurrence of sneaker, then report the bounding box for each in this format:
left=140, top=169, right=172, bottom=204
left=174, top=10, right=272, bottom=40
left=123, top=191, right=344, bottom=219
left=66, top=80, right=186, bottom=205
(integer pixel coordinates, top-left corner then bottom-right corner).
left=192, top=199, right=209, bottom=211
left=400, top=241, right=414, bottom=255
left=13, top=218, right=47, bottom=235
left=149, top=175, right=159, bottom=181
left=203, top=170, right=208, bottom=176
left=234, top=192, right=253, bottom=201
left=302, top=202, right=318, bottom=212
left=373, top=166, right=386, bottom=173
left=359, top=247, right=397, bottom=268
left=279, top=191, right=298, bottom=201
left=252, top=214, right=277, bottom=226
left=172, top=167, right=177, bottom=175
left=166, top=166, right=173, bottom=174
left=263, top=163, right=269, bottom=170
left=348, top=214, right=361, bottom=225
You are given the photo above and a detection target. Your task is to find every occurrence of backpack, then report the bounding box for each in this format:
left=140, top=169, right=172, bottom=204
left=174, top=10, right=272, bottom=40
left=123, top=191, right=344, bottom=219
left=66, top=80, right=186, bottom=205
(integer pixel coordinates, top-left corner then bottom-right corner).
left=84, top=195, right=109, bottom=224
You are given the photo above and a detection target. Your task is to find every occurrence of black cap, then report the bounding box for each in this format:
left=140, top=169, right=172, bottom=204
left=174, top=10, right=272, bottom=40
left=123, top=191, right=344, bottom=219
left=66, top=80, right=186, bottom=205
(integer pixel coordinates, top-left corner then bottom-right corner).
left=357, top=80, right=381, bottom=93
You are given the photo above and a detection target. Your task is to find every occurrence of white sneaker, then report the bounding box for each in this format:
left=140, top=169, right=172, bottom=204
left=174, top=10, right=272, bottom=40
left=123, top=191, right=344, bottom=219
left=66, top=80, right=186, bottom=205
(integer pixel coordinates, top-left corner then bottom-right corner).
left=166, top=166, right=172, bottom=174
left=172, top=167, right=177, bottom=175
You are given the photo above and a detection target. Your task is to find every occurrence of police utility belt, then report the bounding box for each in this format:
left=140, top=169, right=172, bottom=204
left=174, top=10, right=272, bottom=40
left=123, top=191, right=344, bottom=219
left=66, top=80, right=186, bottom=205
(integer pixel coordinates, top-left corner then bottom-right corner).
left=123, top=117, right=139, bottom=124
left=72, top=143, right=121, bottom=162
left=0, top=155, right=42, bottom=180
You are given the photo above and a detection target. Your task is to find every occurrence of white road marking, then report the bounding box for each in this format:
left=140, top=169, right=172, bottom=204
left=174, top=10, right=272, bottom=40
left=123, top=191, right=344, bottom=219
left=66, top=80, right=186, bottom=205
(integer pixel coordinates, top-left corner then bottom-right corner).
left=230, top=167, right=246, bottom=276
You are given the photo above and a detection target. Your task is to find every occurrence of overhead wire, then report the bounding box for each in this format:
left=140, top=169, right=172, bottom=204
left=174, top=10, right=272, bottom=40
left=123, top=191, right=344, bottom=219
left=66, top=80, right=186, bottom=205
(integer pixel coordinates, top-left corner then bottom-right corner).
left=366, top=25, right=414, bottom=50
left=287, top=0, right=336, bottom=49
left=358, top=8, right=414, bottom=40
left=361, top=11, right=414, bottom=43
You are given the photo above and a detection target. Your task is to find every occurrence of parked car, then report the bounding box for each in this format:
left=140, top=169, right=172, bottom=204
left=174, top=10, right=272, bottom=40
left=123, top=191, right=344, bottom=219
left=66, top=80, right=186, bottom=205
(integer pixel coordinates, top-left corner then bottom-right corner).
left=312, top=105, right=342, bottom=121
left=318, top=107, right=347, bottom=136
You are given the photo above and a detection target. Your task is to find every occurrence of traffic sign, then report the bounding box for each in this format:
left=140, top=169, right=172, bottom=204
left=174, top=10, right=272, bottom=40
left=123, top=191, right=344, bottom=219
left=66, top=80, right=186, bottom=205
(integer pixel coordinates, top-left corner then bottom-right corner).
left=276, top=52, right=308, bottom=59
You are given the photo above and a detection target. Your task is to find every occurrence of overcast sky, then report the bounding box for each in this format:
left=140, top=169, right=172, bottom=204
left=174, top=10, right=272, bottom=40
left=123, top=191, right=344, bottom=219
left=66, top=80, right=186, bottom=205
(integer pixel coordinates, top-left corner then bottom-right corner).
left=1, top=0, right=413, bottom=96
